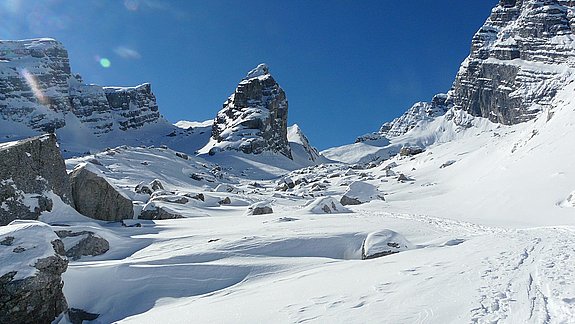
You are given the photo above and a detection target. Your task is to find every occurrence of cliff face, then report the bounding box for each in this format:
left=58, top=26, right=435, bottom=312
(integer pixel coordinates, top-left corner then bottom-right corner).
left=0, top=38, right=164, bottom=136
left=451, top=0, right=575, bottom=124
left=362, top=0, right=575, bottom=142
left=205, top=64, right=293, bottom=159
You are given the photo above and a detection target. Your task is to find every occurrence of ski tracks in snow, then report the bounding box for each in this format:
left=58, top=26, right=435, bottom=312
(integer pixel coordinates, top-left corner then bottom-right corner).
left=471, top=228, right=575, bottom=324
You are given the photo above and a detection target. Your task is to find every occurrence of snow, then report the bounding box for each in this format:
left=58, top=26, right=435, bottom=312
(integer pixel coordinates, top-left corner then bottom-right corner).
left=342, top=181, right=384, bottom=204
left=362, top=229, right=414, bottom=259
left=0, top=220, right=62, bottom=280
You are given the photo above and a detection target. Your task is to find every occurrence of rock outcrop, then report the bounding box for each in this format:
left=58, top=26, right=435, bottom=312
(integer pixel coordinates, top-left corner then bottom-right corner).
left=0, top=221, right=68, bottom=323
left=204, top=64, right=293, bottom=159
left=69, top=164, right=134, bottom=221
left=0, top=38, right=164, bottom=136
left=55, top=230, right=110, bottom=260
left=0, top=134, right=73, bottom=226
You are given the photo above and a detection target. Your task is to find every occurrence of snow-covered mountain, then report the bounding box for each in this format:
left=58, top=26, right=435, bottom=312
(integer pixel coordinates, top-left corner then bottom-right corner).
left=3, top=1, right=575, bottom=323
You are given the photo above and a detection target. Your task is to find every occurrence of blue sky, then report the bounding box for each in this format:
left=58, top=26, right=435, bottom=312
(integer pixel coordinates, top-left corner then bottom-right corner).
left=2, top=0, right=498, bottom=149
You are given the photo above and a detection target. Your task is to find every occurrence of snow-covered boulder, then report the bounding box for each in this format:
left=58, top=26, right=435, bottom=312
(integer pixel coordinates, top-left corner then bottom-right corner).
left=0, top=134, right=73, bottom=225
left=304, top=197, right=352, bottom=214
left=361, top=230, right=414, bottom=260
left=139, top=202, right=184, bottom=220
left=246, top=201, right=274, bottom=216
left=69, top=163, right=134, bottom=221
left=0, top=220, right=68, bottom=323
left=55, top=230, right=109, bottom=261
left=340, top=181, right=385, bottom=206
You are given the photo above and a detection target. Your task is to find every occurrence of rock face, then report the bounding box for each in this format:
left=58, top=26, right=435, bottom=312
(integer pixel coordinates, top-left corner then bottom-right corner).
left=0, top=221, right=69, bottom=323
left=0, top=38, right=163, bottom=136
left=450, top=0, right=575, bottom=125
left=205, top=64, right=293, bottom=159
left=69, top=164, right=134, bottom=221
left=0, top=134, right=73, bottom=226
left=364, top=0, right=575, bottom=142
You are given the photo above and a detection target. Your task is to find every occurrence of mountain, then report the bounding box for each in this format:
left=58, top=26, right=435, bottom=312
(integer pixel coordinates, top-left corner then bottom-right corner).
left=333, top=0, right=575, bottom=163
left=200, top=64, right=292, bottom=159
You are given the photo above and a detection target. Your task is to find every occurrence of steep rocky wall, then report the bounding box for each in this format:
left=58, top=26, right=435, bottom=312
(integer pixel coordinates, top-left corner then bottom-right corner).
left=451, top=0, right=575, bottom=124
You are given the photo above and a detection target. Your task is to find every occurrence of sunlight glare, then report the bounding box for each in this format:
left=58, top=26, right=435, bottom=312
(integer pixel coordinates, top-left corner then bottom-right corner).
left=20, top=68, right=49, bottom=105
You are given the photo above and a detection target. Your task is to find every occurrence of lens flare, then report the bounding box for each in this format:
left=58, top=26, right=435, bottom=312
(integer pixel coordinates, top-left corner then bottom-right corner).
left=20, top=68, right=49, bottom=105
left=99, top=58, right=111, bottom=68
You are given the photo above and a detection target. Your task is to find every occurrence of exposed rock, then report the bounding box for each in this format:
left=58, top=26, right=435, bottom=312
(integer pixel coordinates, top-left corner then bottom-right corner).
left=139, top=202, right=184, bottom=220
left=287, top=124, right=323, bottom=163
left=399, top=146, right=424, bottom=157
left=304, top=197, right=352, bottom=214
left=175, top=152, right=189, bottom=160
left=219, top=197, right=232, bottom=205
left=246, top=202, right=274, bottom=216
left=0, top=134, right=73, bottom=225
left=204, top=64, right=292, bottom=159
left=340, top=181, right=385, bottom=206
left=0, top=221, right=68, bottom=323
left=67, top=308, right=100, bottom=324
left=55, top=230, right=110, bottom=261
left=440, top=160, right=457, bottom=168
left=397, top=174, right=414, bottom=182
left=69, top=164, right=134, bottom=221
left=362, top=230, right=414, bottom=260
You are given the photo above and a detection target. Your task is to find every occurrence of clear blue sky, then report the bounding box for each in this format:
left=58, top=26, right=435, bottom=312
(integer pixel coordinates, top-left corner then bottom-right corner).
left=2, top=0, right=498, bottom=150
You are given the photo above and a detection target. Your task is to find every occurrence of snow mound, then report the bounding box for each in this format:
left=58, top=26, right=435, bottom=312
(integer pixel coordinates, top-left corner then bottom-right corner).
left=361, top=229, right=414, bottom=260
left=341, top=181, right=385, bottom=205
left=304, top=197, right=352, bottom=214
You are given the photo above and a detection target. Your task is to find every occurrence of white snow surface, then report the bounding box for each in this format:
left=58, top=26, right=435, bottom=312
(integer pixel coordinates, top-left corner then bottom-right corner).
left=5, top=62, right=575, bottom=324
left=55, top=74, right=575, bottom=322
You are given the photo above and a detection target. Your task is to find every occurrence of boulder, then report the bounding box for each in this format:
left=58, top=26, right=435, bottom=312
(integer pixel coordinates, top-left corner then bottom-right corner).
left=340, top=181, right=385, bottom=206
left=304, top=197, right=352, bottom=214
left=246, top=202, right=274, bottom=216
left=139, top=202, right=184, bottom=220
left=69, top=164, right=134, bottom=221
left=0, top=221, right=68, bottom=323
left=362, top=230, right=414, bottom=260
left=399, top=146, right=424, bottom=157
left=0, top=134, right=74, bottom=226
left=55, top=230, right=109, bottom=261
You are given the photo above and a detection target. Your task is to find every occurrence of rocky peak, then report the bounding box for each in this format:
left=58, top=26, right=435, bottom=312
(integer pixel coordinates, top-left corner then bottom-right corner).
left=205, top=64, right=292, bottom=159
